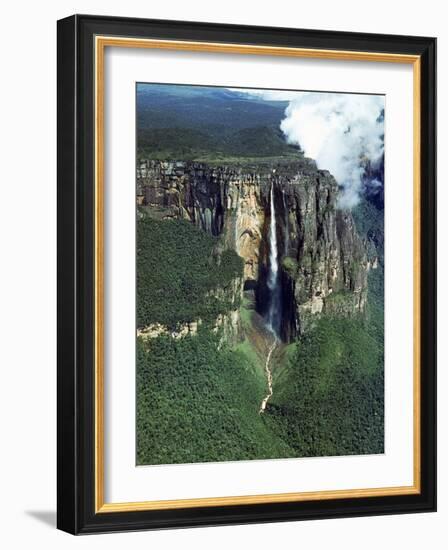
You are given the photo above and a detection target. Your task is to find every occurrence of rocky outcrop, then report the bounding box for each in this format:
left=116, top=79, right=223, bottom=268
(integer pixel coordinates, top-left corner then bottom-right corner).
left=137, top=321, right=202, bottom=340
left=137, top=159, right=369, bottom=339
left=137, top=309, right=241, bottom=347
left=207, top=276, right=244, bottom=347
left=213, top=309, right=242, bottom=349
left=137, top=275, right=243, bottom=346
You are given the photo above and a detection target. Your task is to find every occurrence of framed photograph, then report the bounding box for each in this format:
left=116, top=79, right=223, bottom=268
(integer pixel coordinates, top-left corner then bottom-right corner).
left=57, top=14, right=436, bottom=534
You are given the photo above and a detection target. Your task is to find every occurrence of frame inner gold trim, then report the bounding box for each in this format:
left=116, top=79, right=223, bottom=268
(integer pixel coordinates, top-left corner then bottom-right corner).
left=94, top=35, right=421, bottom=514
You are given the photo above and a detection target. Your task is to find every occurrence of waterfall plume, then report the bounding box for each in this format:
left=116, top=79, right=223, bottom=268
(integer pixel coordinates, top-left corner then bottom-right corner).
left=266, top=183, right=281, bottom=337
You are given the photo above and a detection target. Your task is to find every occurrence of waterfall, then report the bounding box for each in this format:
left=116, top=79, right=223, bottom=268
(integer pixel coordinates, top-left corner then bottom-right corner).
left=266, top=183, right=281, bottom=337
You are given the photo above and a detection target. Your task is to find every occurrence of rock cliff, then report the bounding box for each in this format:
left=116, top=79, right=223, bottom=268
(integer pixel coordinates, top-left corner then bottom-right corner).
left=137, top=158, right=369, bottom=339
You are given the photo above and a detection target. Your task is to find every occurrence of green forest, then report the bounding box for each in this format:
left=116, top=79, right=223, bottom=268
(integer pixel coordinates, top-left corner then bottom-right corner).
left=136, top=200, right=384, bottom=465
left=137, top=216, right=243, bottom=329
left=137, top=83, right=301, bottom=162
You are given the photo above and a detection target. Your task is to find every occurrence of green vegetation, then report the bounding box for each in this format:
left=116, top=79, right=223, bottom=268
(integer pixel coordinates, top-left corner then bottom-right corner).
left=136, top=204, right=385, bottom=463
left=352, top=197, right=384, bottom=255
left=267, top=196, right=385, bottom=457
left=267, top=312, right=384, bottom=457
left=269, top=195, right=385, bottom=457
left=137, top=329, right=295, bottom=465
left=137, top=126, right=301, bottom=162
left=137, top=307, right=384, bottom=464
left=137, top=84, right=301, bottom=161
left=136, top=213, right=297, bottom=465
left=353, top=196, right=385, bottom=344
left=137, top=215, right=243, bottom=329
left=239, top=294, right=253, bottom=330
left=281, top=256, right=299, bottom=277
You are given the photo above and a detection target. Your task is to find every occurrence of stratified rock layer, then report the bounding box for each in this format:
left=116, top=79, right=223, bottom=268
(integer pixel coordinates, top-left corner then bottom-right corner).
left=137, top=159, right=369, bottom=337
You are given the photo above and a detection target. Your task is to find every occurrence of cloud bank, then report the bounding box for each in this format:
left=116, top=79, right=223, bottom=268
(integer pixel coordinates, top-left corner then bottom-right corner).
left=280, top=92, right=384, bottom=208
left=233, top=88, right=385, bottom=208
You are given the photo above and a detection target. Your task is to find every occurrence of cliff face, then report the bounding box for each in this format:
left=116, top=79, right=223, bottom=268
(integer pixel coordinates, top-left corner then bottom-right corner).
left=137, top=159, right=369, bottom=338
left=137, top=160, right=266, bottom=281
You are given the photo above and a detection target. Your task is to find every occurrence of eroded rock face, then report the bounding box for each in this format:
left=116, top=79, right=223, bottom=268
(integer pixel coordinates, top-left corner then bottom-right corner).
left=137, top=159, right=369, bottom=337
left=282, top=173, right=368, bottom=333
left=213, top=309, right=242, bottom=349
left=137, top=160, right=267, bottom=281
left=137, top=321, right=202, bottom=340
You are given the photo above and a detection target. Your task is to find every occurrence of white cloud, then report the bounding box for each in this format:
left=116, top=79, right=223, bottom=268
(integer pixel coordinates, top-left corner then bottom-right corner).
left=280, top=92, right=384, bottom=208
left=232, top=88, right=385, bottom=208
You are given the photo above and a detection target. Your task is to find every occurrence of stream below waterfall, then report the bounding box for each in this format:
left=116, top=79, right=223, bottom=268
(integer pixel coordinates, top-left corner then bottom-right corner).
left=259, top=337, right=276, bottom=413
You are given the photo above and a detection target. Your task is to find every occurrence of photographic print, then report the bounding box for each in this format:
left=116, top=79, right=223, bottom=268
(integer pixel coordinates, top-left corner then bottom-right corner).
left=136, top=83, right=385, bottom=466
